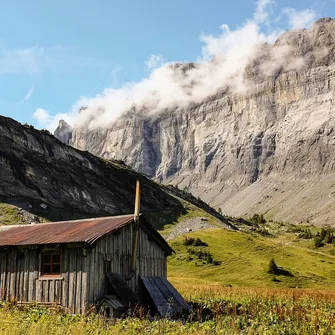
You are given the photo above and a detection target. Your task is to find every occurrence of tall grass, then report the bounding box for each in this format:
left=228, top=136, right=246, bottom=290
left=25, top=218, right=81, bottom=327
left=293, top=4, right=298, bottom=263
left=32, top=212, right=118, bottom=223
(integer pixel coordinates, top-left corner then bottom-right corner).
left=1, top=287, right=335, bottom=334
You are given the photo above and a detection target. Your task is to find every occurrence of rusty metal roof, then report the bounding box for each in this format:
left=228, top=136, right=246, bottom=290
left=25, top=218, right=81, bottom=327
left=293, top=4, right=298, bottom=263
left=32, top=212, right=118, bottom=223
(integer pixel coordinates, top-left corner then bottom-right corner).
left=0, top=214, right=134, bottom=246
left=0, top=214, right=174, bottom=254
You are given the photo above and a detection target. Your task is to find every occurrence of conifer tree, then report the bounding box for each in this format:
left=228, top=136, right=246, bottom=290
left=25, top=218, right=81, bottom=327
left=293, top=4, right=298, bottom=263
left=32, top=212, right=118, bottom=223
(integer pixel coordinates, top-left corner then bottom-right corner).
left=267, top=258, right=279, bottom=274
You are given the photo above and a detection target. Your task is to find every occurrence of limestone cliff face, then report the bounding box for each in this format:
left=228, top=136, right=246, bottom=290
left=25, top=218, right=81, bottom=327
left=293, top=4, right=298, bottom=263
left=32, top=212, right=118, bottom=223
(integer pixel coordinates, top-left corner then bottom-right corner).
left=66, top=18, right=335, bottom=225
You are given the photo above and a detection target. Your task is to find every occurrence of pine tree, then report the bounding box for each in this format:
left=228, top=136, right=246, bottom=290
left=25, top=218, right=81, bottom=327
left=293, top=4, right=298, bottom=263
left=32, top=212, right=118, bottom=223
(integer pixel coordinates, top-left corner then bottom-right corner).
left=314, top=236, right=323, bottom=248
left=267, top=258, right=279, bottom=274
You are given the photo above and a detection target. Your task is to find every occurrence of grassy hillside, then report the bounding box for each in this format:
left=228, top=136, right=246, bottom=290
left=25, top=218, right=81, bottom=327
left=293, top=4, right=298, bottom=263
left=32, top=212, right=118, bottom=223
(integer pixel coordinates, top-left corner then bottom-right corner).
left=167, top=225, right=335, bottom=290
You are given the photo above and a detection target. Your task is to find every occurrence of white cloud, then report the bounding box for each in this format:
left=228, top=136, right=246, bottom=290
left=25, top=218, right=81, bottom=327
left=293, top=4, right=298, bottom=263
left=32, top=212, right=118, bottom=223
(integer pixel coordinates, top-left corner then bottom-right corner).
left=33, top=108, right=50, bottom=124
left=23, top=84, right=35, bottom=101
left=33, top=107, right=77, bottom=132
left=254, top=0, right=275, bottom=23
left=145, top=54, right=165, bottom=69
left=37, top=1, right=319, bottom=132
left=284, top=8, right=317, bottom=29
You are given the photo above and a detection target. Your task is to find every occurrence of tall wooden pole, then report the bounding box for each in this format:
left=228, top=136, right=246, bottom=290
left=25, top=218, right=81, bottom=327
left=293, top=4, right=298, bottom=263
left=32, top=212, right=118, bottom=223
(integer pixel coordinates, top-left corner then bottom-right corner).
left=130, top=180, right=141, bottom=275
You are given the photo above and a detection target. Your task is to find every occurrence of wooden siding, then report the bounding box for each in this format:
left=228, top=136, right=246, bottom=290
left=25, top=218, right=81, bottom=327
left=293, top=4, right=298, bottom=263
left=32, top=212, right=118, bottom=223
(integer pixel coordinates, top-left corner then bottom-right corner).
left=86, top=224, right=167, bottom=306
left=0, top=223, right=167, bottom=314
left=0, top=247, right=89, bottom=314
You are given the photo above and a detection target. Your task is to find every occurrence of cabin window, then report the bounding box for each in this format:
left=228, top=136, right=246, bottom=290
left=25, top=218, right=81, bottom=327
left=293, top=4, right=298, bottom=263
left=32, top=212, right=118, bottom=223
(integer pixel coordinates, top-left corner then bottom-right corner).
left=42, top=252, right=61, bottom=275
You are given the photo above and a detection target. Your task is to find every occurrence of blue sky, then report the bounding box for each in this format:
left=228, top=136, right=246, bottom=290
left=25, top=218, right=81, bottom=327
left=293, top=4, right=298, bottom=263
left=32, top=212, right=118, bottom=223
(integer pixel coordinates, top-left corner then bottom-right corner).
left=0, top=0, right=334, bottom=130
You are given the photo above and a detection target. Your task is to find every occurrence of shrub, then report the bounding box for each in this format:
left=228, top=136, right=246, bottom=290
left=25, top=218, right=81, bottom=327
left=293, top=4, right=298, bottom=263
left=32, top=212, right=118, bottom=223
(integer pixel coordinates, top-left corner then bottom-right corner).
left=298, top=228, right=313, bottom=239
left=314, top=236, right=324, bottom=248
left=257, top=228, right=271, bottom=237
left=313, top=228, right=334, bottom=247
left=187, top=248, right=216, bottom=265
left=193, top=238, right=208, bottom=247
left=250, top=213, right=266, bottom=225
left=324, top=230, right=334, bottom=244
left=206, top=253, right=213, bottom=264
left=183, top=237, right=195, bottom=246
left=320, top=228, right=327, bottom=241
left=183, top=237, right=208, bottom=247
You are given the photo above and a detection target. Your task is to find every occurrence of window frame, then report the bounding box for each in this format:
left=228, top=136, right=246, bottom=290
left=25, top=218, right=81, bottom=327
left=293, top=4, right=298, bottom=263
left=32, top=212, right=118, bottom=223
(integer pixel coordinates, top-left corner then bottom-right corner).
left=41, top=251, right=62, bottom=278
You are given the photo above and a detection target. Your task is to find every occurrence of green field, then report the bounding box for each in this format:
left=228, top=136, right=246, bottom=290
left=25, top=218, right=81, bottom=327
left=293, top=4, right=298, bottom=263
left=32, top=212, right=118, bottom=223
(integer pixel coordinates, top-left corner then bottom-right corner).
left=167, top=225, right=335, bottom=290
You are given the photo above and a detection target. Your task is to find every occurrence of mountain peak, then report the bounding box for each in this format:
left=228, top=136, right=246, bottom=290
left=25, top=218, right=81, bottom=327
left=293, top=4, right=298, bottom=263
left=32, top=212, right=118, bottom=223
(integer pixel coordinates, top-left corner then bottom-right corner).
left=54, top=120, right=73, bottom=145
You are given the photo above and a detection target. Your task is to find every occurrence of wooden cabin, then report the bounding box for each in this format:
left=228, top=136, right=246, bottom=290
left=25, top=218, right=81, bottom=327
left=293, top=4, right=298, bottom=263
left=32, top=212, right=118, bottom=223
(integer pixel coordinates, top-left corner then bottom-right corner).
left=0, top=214, right=189, bottom=315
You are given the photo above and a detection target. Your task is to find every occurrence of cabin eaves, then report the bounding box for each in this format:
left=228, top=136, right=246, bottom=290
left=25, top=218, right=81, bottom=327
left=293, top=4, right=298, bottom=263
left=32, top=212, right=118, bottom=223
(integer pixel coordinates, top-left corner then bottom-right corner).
left=0, top=214, right=173, bottom=255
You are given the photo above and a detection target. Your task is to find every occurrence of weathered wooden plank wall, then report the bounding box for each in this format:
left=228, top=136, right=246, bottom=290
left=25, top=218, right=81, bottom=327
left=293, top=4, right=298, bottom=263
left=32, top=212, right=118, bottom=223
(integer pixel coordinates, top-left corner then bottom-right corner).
left=0, top=247, right=88, bottom=314
left=86, top=224, right=167, bottom=307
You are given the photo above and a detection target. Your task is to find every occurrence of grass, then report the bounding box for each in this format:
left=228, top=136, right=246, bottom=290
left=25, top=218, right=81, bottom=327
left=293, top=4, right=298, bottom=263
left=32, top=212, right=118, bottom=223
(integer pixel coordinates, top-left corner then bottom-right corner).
left=0, top=203, right=26, bottom=225
left=0, top=196, right=111, bottom=225
left=167, top=227, right=335, bottom=289
left=1, top=288, right=335, bottom=334
left=146, top=199, right=221, bottom=231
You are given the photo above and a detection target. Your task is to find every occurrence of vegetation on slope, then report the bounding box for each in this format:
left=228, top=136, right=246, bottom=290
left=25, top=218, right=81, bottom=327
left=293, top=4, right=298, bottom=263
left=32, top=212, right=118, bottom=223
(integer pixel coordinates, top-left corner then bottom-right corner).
left=146, top=198, right=225, bottom=231
left=167, top=225, right=335, bottom=290
left=0, top=196, right=101, bottom=225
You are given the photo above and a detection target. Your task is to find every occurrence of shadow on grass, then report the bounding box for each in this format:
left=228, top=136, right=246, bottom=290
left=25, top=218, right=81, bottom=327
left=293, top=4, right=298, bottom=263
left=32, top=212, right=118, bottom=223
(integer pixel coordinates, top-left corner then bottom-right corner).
left=278, top=268, right=294, bottom=277
left=273, top=268, right=294, bottom=277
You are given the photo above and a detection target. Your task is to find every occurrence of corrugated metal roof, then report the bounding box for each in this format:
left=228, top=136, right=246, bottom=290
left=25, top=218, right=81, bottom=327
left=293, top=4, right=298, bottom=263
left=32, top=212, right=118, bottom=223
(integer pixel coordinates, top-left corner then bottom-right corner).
left=140, top=276, right=191, bottom=317
left=103, top=295, right=125, bottom=309
left=0, top=214, right=134, bottom=246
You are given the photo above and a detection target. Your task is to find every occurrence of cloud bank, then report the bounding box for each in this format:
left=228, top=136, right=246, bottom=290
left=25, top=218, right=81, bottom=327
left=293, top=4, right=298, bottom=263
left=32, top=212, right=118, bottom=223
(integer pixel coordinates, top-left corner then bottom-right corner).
left=36, top=1, right=318, bottom=132
left=33, top=107, right=77, bottom=131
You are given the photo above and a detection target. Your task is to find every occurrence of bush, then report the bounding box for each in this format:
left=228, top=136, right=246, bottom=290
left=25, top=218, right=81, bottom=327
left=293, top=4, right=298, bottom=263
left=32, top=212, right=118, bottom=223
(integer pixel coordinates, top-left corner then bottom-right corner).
left=314, top=236, right=324, bottom=248
left=183, top=237, right=208, bottom=247
left=298, top=228, right=313, bottom=239
left=206, top=253, right=213, bottom=264
left=324, top=229, right=334, bottom=244
left=193, top=238, right=208, bottom=247
left=313, top=228, right=334, bottom=247
left=187, top=248, right=216, bottom=265
left=320, top=228, right=327, bottom=241
left=267, top=258, right=279, bottom=275
left=250, top=213, right=266, bottom=225
left=257, top=228, right=271, bottom=237
left=183, top=237, right=195, bottom=246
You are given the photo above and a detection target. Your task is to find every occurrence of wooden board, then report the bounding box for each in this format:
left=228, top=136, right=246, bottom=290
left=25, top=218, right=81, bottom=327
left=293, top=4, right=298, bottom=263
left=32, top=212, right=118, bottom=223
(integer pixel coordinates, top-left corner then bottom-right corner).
left=106, top=273, right=138, bottom=308
left=140, top=276, right=191, bottom=317
left=158, top=277, right=191, bottom=310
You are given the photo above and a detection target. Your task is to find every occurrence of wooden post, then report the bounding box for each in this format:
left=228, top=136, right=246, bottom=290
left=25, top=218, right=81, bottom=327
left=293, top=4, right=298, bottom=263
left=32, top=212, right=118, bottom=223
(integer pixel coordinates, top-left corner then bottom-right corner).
left=130, top=180, right=140, bottom=276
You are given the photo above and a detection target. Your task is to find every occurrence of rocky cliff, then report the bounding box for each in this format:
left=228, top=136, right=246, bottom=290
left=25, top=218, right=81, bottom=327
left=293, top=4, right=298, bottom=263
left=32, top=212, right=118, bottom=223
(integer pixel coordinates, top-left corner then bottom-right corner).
left=0, top=115, right=184, bottom=223
left=61, top=18, right=335, bottom=225
left=54, top=119, right=72, bottom=145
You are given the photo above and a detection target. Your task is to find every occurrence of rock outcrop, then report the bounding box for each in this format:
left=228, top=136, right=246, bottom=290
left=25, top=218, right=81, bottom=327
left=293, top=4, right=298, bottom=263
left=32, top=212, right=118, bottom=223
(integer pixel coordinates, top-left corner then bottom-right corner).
left=60, top=18, right=335, bottom=225
left=54, top=119, right=72, bottom=145
left=0, top=116, right=182, bottom=221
